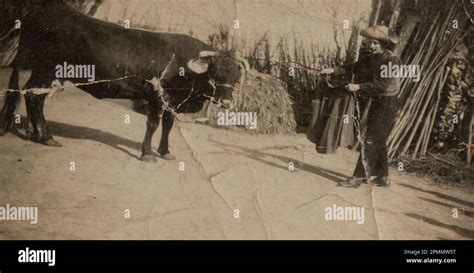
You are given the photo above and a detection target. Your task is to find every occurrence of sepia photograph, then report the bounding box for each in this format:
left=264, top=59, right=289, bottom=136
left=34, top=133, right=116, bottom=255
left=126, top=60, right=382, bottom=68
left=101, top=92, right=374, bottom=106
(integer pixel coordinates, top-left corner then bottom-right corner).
left=0, top=0, right=473, bottom=269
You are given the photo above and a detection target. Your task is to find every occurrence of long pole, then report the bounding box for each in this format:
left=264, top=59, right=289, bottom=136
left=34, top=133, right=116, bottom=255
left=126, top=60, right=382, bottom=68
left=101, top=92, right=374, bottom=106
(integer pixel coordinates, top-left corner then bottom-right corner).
left=352, top=76, right=370, bottom=181
left=350, top=22, right=370, bottom=181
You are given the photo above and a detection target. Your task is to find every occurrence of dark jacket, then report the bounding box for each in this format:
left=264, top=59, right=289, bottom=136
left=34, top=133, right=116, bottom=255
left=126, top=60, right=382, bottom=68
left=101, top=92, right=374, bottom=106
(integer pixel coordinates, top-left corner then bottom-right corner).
left=352, top=50, right=402, bottom=97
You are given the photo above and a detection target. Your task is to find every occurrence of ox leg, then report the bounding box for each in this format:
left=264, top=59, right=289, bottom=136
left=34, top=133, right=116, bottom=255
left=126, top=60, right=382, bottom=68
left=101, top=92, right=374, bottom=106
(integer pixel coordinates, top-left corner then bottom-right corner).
left=21, top=74, right=55, bottom=145
left=0, top=67, right=21, bottom=135
left=24, top=92, right=61, bottom=147
left=158, top=110, right=176, bottom=160
left=141, top=102, right=161, bottom=163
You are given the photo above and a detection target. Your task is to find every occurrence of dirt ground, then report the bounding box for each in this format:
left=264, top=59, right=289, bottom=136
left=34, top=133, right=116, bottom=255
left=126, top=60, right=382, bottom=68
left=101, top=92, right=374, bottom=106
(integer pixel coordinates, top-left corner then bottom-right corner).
left=0, top=77, right=473, bottom=240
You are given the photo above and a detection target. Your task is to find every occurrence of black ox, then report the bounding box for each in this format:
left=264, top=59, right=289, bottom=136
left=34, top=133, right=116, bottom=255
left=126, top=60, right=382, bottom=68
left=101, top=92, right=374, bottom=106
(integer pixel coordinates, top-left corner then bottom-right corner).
left=0, top=0, right=247, bottom=162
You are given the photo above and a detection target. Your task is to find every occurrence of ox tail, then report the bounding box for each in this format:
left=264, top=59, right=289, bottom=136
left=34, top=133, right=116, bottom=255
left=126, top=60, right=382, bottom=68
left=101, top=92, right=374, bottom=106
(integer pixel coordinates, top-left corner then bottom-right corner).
left=0, top=67, right=21, bottom=134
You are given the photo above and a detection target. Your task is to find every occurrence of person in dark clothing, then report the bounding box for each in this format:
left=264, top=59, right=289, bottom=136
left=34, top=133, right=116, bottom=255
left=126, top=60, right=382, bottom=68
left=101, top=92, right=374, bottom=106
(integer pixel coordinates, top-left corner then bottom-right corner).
left=306, top=74, right=355, bottom=154
left=324, top=25, right=401, bottom=188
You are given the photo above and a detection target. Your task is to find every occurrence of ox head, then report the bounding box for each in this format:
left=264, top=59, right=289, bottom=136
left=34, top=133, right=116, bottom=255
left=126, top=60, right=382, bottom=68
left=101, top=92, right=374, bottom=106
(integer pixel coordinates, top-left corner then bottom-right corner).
left=187, top=51, right=249, bottom=108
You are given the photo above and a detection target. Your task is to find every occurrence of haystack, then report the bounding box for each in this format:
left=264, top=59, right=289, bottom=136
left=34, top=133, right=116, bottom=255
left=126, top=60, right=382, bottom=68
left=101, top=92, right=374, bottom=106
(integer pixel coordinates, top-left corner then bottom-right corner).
left=204, top=69, right=296, bottom=134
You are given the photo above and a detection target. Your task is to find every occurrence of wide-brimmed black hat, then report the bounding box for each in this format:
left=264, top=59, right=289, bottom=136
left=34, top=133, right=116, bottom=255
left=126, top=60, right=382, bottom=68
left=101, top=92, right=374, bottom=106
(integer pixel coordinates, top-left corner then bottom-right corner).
left=361, top=25, right=399, bottom=44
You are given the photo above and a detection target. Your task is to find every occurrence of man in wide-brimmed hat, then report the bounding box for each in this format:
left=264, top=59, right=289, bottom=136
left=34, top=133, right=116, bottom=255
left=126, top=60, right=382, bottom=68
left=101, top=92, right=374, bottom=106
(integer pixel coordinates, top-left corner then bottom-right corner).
left=323, top=25, right=402, bottom=188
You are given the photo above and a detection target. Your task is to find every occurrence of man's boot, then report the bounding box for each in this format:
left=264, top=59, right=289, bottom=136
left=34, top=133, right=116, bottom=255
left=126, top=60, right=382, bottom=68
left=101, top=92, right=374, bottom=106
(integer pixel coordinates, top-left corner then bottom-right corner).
left=338, top=177, right=366, bottom=188
left=372, top=176, right=390, bottom=187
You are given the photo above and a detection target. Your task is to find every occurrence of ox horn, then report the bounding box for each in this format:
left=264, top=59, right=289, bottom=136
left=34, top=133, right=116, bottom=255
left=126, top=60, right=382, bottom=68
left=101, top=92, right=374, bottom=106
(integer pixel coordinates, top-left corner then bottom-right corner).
left=234, top=56, right=250, bottom=85
left=187, top=51, right=218, bottom=74
left=236, top=56, right=250, bottom=73
left=199, top=51, right=218, bottom=58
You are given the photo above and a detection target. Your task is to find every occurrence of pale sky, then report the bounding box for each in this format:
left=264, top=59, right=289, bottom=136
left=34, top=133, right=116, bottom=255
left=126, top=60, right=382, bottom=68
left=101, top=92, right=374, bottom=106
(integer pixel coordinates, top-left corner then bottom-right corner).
left=94, top=0, right=372, bottom=56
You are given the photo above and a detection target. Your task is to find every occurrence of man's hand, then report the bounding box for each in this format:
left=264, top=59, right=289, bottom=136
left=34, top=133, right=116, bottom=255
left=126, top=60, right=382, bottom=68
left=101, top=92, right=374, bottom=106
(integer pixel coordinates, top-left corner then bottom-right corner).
left=345, top=83, right=360, bottom=92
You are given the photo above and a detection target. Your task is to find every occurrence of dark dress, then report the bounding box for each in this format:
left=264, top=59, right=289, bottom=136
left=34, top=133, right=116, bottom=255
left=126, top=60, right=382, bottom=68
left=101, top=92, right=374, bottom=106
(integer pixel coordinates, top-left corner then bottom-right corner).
left=306, top=78, right=355, bottom=154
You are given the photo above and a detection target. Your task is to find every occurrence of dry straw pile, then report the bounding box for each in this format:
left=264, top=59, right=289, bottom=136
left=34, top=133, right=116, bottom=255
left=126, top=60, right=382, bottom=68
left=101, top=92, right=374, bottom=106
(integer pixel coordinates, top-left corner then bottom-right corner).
left=206, top=69, right=296, bottom=134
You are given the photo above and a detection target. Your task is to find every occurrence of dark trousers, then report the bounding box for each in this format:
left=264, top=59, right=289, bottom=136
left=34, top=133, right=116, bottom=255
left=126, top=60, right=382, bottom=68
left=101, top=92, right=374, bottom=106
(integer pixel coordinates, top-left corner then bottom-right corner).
left=353, top=96, right=399, bottom=178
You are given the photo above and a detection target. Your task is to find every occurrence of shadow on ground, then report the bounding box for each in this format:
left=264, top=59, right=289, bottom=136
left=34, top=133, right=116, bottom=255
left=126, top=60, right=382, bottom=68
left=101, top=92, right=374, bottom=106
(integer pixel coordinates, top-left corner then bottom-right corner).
left=418, top=197, right=474, bottom=218
left=405, top=213, right=474, bottom=239
left=6, top=117, right=145, bottom=160
left=210, top=139, right=350, bottom=184
left=398, top=183, right=474, bottom=208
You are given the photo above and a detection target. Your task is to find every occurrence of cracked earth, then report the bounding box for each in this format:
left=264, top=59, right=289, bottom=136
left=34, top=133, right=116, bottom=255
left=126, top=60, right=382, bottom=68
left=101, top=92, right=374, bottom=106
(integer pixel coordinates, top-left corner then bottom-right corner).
left=0, top=85, right=472, bottom=240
